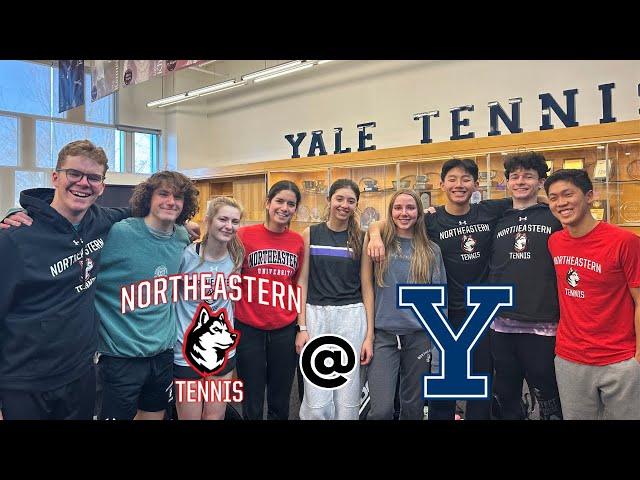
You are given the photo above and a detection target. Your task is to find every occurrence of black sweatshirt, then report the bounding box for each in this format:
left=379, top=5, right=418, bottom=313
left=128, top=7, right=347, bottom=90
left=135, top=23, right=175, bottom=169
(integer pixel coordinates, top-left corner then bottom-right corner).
left=0, top=189, right=130, bottom=391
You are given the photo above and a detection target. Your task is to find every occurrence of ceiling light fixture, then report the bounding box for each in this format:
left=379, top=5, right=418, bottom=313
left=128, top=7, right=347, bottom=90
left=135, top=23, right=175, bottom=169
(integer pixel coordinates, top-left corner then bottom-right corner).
left=241, top=60, right=305, bottom=81
left=147, top=79, right=246, bottom=108
left=252, top=62, right=314, bottom=83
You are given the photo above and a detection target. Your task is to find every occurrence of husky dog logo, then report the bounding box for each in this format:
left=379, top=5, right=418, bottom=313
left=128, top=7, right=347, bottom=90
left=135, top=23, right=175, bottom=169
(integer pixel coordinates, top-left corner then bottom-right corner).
left=461, top=235, right=476, bottom=253
left=183, top=303, right=240, bottom=376
left=514, top=232, right=527, bottom=252
left=78, top=257, right=94, bottom=282
left=566, top=268, right=580, bottom=288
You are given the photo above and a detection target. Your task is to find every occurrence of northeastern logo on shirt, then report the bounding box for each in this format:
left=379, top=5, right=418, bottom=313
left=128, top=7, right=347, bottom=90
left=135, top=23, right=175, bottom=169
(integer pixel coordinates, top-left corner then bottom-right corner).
left=461, top=235, right=476, bottom=253
left=566, top=268, right=580, bottom=288
left=509, top=232, right=531, bottom=260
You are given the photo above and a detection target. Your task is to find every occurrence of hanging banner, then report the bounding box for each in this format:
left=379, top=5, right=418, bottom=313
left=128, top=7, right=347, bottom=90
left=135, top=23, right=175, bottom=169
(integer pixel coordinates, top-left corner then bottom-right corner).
left=163, top=60, right=207, bottom=74
left=58, top=60, right=84, bottom=113
left=121, top=60, right=163, bottom=87
left=91, top=60, right=119, bottom=102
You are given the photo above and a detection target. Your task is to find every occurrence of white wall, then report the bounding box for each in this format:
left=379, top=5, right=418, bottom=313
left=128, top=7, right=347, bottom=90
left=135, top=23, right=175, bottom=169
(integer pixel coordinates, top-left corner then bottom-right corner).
left=190, top=60, right=639, bottom=170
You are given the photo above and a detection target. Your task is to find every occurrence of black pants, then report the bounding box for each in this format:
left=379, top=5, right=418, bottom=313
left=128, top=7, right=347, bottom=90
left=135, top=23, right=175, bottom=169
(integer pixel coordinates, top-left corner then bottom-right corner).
left=491, top=330, right=562, bottom=420
left=234, top=320, right=298, bottom=420
left=0, top=367, right=96, bottom=420
left=428, top=309, right=493, bottom=420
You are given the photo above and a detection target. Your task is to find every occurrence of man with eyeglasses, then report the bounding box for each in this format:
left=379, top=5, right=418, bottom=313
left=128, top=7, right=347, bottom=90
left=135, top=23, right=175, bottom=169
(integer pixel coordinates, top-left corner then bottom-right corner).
left=0, top=140, right=130, bottom=420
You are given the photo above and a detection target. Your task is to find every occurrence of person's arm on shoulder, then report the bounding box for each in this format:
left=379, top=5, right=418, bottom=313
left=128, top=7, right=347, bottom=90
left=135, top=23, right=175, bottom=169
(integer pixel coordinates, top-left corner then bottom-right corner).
left=360, top=232, right=375, bottom=365
left=366, top=220, right=388, bottom=263
left=0, top=208, right=32, bottom=229
left=480, top=197, right=513, bottom=218
left=295, top=227, right=311, bottom=355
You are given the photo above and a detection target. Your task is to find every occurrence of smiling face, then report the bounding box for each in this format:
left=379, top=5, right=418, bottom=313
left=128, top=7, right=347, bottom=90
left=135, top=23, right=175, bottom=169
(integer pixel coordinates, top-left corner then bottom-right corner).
left=391, top=193, right=419, bottom=236
left=50, top=154, right=105, bottom=223
left=547, top=179, right=593, bottom=228
left=266, top=189, right=298, bottom=231
left=441, top=166, right=477, bottom=206
left=328, top=187, right=358, bottom=224
left=207, top=205, right=241, bottom=244
left=507, top=167, right=543, bottom=203
left=147, top=182, right=184, bottom=228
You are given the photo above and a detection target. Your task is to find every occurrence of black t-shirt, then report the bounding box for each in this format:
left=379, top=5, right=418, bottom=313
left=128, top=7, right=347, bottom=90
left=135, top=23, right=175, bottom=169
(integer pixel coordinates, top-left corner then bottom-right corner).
left=424, top=198, right=512, bottom=312
left=488, top=203, right=562, bottom=323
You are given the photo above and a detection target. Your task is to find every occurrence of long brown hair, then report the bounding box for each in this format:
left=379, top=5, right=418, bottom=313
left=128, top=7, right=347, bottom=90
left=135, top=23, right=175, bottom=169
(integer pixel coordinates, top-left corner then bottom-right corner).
left=325, top=178, right=363, bottom=260
left=374, top=189, right=436, bottom=287
left=199, top=196, right=245, bottom=272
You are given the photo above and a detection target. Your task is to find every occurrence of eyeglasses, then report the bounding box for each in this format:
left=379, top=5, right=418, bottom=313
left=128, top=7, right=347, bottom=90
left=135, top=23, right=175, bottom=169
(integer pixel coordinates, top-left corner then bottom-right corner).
left=56, top=168, right=105, bottom=186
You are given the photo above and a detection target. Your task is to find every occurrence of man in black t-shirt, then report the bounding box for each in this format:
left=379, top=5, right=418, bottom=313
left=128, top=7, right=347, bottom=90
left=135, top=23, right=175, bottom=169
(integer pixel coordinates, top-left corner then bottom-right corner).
left=487, top=153, right=563, bottom=420
left=368, top=158, right=511, bottom=420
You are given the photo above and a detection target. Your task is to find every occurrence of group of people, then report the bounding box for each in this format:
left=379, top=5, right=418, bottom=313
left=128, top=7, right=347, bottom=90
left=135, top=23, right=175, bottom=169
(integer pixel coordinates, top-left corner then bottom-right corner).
left=0, top=139, right=638, bottom=421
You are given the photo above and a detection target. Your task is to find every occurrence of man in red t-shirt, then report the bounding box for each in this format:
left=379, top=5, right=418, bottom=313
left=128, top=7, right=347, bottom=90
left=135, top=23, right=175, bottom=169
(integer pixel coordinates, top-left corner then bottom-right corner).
left=545, top=169, right=640, bottom=420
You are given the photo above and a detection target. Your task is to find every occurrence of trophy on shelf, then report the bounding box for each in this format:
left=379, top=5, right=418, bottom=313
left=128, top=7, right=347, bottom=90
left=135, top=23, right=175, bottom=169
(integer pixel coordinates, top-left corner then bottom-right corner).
left=626, top=159, right=640, bottom=180
left=590, top=199, right=608, bottom=221
left=415, top=173, right=436, bottom=191
left=314, top=180, right=326, bottom=194
left=303, top=180, right=317, bottom=193
left=563, top=158, right=584, bottom=170
left=593, top=159, right=612, bottom=181
left=478, top=170, right=497, bottom=188
left=392, top=175, right=412, bottom=190
left=620, top=201, right=640, bottom=224
left=359, top=177, right=379, bottom=192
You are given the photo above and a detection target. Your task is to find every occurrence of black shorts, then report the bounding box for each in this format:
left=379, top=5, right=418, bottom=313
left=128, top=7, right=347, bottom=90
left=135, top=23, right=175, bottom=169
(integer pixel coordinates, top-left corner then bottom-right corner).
left=98, top=349, right=174, bottom=420
left=174, top=355, right=236, bottom=380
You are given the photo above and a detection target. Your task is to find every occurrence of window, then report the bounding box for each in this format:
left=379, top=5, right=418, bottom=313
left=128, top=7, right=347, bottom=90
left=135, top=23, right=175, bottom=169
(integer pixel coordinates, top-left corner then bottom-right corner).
left=0, top=60, right=64, bottom=118
left=36, top=120, right=117, bottom=170
left=15, top=171, right=45, bottom=207
left=0, top=114, right=18, bottom=166
left=134, top=132, right=158, bottom=174
left=84, top=72, right=114, bottom=125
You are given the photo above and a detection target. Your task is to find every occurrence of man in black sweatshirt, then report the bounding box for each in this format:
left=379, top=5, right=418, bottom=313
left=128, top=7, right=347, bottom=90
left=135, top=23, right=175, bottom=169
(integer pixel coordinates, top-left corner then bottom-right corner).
left=487, top=152, right=563, bottom=420
left=0, top=140, right=129, bottom=420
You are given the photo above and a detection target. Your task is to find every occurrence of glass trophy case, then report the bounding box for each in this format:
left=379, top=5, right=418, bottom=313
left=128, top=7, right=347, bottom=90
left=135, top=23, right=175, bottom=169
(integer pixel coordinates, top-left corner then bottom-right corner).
left=191, top=121, right=640, bottom=237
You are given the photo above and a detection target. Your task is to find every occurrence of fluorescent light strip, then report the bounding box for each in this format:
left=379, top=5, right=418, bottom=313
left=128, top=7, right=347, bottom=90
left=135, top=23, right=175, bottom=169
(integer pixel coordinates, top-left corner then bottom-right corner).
left=189, top=79, right=238, bottom=96
left=241, top=60, right=304, bottom=81
left=147, top=80, right=246, bottom=108
left=196, top=82, right=246, bottom=97
left=317, top=60, right=333, bottom=64
left=253, top=63, right=314, bottom=83
left=147, top=93, right=190, bottom=108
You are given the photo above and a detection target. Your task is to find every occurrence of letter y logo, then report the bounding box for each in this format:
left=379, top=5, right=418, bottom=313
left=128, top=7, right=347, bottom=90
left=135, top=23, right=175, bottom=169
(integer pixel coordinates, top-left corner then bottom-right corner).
left=398, top=285, right=513, bottom=400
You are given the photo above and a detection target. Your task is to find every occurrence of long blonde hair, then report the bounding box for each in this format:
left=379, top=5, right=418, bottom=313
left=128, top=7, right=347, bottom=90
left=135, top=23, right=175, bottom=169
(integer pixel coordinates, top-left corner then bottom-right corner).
left=199, top=196, right=245, bottom=272
left=374, top=189, right=436, bottom=288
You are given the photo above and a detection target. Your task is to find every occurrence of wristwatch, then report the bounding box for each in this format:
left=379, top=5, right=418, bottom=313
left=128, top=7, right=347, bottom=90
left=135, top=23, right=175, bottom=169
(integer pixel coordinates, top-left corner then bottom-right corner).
left=296, top=324, right=308, bottom=332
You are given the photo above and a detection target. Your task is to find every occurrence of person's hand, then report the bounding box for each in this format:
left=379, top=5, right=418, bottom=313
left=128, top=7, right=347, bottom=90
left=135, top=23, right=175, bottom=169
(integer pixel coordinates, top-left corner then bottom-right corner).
left=1, top=211, right=33, bottom=229
left=360, top=337, right=374, bottom=365
left=635, top=351, right=640, bottom=365
left=424, top=206, right=436, bottom=214
left=185, top=221, right=201, bottom=242
left=295, top=330, right=309, bottom=354
left=367, top=234, right=385, bottom=263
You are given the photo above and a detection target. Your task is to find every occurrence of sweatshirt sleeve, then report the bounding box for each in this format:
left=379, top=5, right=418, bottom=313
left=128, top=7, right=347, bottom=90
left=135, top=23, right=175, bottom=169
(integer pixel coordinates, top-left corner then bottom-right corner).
left=100, top=206, right=132, bottom=225
left=0, top=234, right=23, bottom=322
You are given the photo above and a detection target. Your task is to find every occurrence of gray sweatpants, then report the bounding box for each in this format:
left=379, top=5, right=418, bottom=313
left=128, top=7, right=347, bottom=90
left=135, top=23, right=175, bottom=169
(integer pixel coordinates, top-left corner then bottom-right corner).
left=554, top=356, right=640, bottom=420
left=299, top=303, right=367, bottom=420
left=367, top=329, right=432, bottom=420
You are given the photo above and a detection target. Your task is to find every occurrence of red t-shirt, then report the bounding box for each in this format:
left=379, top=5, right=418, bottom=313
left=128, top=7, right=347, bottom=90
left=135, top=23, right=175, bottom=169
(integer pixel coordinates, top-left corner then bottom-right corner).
left=235, top=224, right=305, bottom=330
left=548, top=222, right=640, bottom=365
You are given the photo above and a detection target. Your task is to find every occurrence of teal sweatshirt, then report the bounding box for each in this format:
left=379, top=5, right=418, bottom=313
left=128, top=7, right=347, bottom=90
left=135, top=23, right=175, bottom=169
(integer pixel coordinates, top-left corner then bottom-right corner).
left=96, top=217, right=189, bottom=357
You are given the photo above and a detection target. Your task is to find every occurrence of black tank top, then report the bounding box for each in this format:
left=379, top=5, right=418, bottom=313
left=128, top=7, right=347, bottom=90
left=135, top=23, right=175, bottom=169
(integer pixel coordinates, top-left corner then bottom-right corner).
left=307, top=223, right=363, bottom=306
